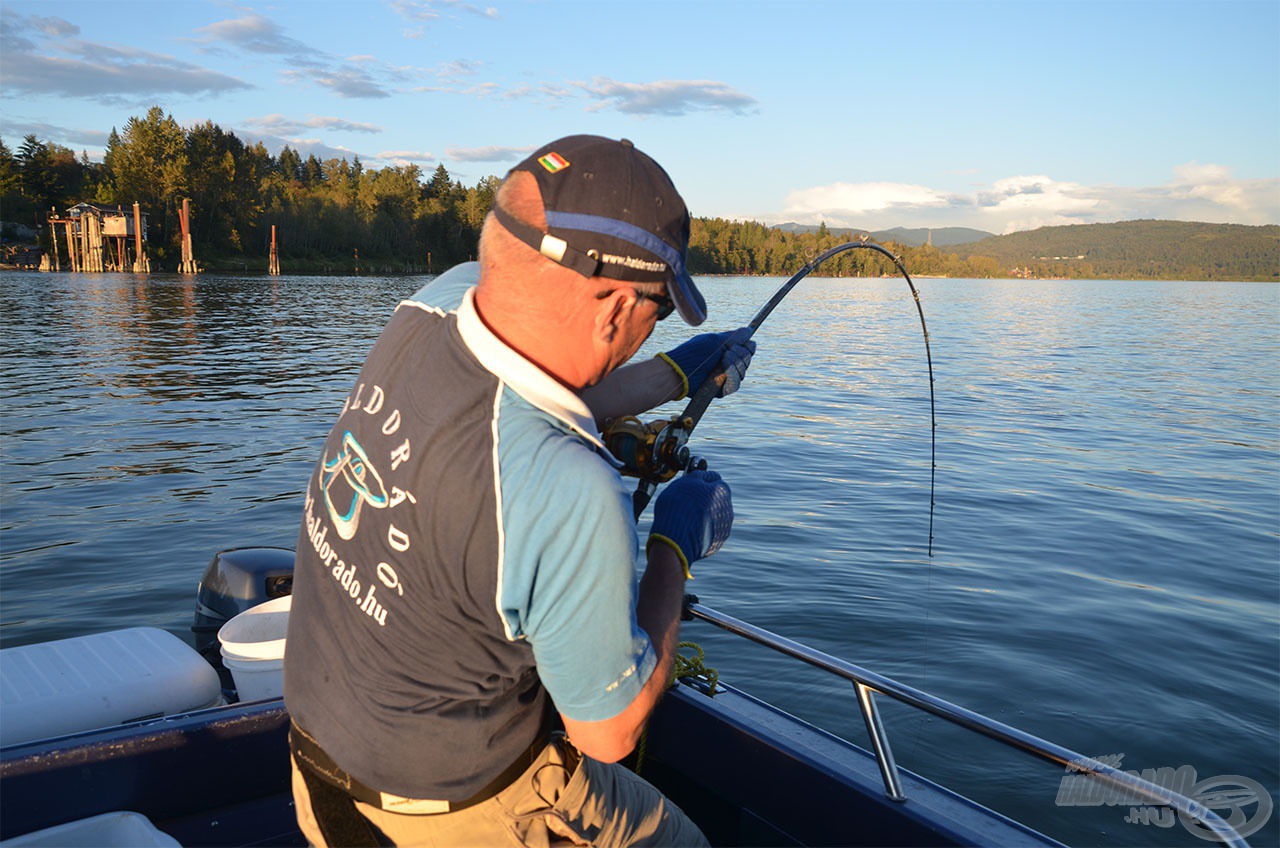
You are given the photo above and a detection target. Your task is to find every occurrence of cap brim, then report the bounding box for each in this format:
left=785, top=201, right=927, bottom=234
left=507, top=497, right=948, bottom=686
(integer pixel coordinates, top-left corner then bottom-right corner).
left=670, top=268, right=707, bottom=326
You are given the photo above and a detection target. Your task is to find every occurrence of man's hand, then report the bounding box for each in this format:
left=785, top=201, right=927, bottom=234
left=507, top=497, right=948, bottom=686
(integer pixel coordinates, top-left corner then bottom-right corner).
left=647, top=470, right=733, bottom=578
left=658, top=329, right=757, bottom=399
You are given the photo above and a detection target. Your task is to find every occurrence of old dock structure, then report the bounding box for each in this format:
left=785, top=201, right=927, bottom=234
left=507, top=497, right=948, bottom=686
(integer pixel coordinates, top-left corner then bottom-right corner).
left=45, top=202, right=150, bottom=273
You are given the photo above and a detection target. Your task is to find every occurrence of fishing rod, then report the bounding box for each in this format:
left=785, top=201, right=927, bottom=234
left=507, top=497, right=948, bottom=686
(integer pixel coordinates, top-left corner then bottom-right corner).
left=605, top=237, right=937, bottom=555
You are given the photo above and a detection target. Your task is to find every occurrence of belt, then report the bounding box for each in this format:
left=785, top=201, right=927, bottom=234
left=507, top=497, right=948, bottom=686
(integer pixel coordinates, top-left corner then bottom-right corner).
left=290, top=720, right=544, bottom=816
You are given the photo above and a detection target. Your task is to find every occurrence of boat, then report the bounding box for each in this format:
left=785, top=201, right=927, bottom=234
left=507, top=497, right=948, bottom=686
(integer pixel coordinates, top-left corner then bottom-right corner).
left=0, top=548, right=1250, bottom=847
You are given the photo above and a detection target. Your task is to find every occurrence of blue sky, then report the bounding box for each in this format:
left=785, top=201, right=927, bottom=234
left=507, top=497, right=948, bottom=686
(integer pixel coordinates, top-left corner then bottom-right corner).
left=2, top=0, right=1277, bottom=234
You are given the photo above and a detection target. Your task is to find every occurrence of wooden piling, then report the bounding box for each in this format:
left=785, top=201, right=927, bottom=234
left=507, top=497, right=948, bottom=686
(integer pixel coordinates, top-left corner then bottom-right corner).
left=78, top=217, right=87, bottom=272
left=178, top=198, right=197, bottom=274
left=269, top=225, right=280, bottom=275
left=63, top=222, right=76, bottom=272
left=88, top=215, right=105, bottom=272
left=132, top=202, right=149, bottom=273
left=49, top=216, right=61, bottom=272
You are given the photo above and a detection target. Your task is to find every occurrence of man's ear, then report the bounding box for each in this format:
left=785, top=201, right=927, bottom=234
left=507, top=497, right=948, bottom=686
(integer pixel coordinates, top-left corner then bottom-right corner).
left=593, top=288, right=638, bottom=344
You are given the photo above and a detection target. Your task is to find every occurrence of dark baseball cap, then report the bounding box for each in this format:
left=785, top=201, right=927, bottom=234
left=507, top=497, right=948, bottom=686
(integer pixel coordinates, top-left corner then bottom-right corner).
left=495, top=135, right=707, bottom=326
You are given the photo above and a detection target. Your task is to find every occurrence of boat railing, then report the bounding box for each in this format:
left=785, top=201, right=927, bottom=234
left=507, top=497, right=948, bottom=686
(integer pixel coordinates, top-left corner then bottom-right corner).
left=684, top=599, right=1250, bottom=848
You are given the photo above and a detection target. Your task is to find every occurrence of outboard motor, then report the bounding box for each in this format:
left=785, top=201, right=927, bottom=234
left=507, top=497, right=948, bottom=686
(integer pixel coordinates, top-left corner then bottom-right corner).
left=193, top=547, right=295, bottom=688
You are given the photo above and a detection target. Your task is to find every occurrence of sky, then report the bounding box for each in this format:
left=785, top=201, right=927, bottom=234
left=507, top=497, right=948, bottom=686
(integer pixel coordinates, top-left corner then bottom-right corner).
left=2, top=0, right=1277, bottom=235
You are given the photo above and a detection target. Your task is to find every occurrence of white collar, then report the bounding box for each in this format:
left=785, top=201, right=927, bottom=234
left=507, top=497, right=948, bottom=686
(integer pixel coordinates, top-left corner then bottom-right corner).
left=455, top=287, right=618, bottom=464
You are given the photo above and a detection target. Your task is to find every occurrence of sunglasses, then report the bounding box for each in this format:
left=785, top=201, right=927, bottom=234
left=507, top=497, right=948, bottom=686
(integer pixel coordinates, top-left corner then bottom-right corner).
left=596, top=288, right=675, bottom=321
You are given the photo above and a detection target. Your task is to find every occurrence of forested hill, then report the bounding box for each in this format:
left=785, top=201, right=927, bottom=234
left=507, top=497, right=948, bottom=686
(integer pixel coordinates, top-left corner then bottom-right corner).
left=947, top=220, right=1279, bottom=281
left=689, top=218, right=1279, bottom=281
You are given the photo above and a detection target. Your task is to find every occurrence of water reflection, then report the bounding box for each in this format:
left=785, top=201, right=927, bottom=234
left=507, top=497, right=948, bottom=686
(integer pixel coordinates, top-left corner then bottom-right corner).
left=1, top=272, right=1276, bottom=847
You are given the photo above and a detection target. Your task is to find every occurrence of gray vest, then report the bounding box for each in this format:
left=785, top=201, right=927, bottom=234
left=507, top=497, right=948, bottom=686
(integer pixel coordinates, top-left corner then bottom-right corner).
left=284, top=306, right=548, bottom=801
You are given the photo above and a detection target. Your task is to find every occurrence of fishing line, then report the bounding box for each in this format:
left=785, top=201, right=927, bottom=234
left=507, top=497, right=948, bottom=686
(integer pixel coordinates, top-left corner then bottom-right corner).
left=609, top=238, right=941, bottom=767
left=619, top=237, right=937, bottom=558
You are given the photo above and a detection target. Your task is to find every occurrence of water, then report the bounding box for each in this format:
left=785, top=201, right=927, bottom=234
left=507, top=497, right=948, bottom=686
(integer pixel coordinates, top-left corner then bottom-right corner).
left=2, top=271, right=1276, bottom=846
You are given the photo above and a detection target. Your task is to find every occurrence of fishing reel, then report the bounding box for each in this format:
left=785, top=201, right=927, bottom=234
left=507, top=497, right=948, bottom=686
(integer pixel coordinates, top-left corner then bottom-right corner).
left=603, top=414, right=699, bottom=483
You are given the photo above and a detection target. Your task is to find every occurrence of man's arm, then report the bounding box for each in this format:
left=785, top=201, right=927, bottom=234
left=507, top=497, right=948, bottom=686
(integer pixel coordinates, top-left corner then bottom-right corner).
left=560, top=542, right=685, bottom=762
left=559, top=469, right=733, bottom=762
left=581, top=330, right=757, bottom=429
left=581, top=357, right=683, bottom=429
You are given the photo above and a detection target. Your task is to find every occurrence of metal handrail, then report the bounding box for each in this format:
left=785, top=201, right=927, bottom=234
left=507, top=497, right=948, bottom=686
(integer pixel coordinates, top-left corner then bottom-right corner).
left=685, top=600, right=1250, bottom=848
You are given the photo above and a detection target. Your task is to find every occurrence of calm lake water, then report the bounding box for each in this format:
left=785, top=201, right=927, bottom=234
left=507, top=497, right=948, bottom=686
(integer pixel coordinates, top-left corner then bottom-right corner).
left=1, top=270, right=1276, bottom=846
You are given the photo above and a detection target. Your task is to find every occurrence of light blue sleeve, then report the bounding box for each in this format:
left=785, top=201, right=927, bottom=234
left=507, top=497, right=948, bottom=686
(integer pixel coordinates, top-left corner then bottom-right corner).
left=405, top=262, right=480, bottom=311
left=495, top=399, right=657, bottom=722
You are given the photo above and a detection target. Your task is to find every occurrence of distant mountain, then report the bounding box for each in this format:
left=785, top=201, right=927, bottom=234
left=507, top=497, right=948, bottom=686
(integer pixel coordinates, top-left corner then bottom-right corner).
left=946, top=219, right=1279, bottom=280
left=871, top=226, right=997, bottom=247
left=773, top=222, right=995, bottom=247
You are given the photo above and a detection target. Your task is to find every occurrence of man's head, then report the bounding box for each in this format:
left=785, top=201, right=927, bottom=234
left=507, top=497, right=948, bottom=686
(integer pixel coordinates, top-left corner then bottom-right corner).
left=488, top=135, right=705, bottom=327
left=476, top=136, right=705, bottom=388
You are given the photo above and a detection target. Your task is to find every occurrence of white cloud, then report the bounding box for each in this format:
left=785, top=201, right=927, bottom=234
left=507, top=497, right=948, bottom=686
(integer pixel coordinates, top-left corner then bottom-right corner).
left=389, top=0, right=500, bottom=37
left=1163, top=161, right=1277, bottom=221
left=436, top=59, right=482, bottom=78
left=234, top=129, right=360, bottom=162
left=774, top=165, right=1278, bottom=234
left=785, top=182, right=951, bottom=216
left=192, top=13, right=314, bottom=57
left=0, top=120, right=108, bottom=148
left=194, top=11, right=395, bottom=99
left=28, top=15, right=80, bottom=38
left=282, top=66, right=391, bottom=99
left=976, top=175, right=1101, bottom=232
left=389, top=0, right=441, bottom=22
left=539, top=83, right=574, bottom=101
left=397, top=68, right=750, bottom=116
left=444, top=144, right=532, bottom=162
left=375, top=149, right=436, bottom=165
left=3, top=50, right=251, bottom=102
left=462, top=82, right=502, bottom=97
left=575, top=78, right=757, bottom=116
left=244, top=114, right=383, bottom=135
left=0, top=10, right=250, bottom=102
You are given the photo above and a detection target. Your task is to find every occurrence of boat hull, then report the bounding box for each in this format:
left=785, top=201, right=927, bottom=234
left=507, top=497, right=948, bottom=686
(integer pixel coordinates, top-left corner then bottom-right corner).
left=0, top=680, right=1058, bottom=847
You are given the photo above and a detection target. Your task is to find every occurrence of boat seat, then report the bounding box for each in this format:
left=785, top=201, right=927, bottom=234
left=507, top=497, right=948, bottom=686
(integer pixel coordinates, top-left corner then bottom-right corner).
left=0, top=811, right=180, bottom=846
left=0, top=628, right=221, bottom=747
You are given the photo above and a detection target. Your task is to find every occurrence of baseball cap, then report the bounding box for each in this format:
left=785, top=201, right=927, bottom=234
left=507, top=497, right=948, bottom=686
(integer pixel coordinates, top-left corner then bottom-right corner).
left=495, top=135, right=707, bottom=326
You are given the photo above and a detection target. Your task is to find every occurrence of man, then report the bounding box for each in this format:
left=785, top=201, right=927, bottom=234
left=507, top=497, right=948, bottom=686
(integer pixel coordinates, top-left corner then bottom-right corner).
left=284, top=135, right=750, bottom=846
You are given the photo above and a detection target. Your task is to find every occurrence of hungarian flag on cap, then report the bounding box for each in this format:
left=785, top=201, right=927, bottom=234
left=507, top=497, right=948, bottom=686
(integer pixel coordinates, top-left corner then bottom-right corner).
left=538, top=152, right=569, bottom=173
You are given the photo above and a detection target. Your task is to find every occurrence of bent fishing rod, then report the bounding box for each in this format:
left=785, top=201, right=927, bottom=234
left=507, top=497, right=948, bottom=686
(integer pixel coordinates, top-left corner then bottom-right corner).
left=604, top=237, right=937, bottom=555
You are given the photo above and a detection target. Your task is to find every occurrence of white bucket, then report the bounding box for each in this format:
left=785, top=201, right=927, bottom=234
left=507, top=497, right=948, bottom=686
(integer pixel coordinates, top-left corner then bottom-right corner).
left=218, top=594, right=291, bottom=701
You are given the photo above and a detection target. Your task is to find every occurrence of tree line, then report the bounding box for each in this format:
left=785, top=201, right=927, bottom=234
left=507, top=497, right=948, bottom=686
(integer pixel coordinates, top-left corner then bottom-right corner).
left=1, top=106, right=494, bottom=272
left=690, top=218, right=1277, bottom=281
left=2, top=107, right=1275, bottom=280
left=0, top=107, right=1004, bottom=279
left=689, top=218, right=1005, bottom=278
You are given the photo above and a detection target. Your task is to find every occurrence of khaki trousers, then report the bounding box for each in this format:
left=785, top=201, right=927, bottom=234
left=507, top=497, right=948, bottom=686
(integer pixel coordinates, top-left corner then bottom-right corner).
left=291, top=735, right=708, bottom=847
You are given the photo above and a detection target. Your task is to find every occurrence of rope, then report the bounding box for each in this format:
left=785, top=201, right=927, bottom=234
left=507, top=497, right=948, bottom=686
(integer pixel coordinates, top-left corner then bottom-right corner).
left=670, top=641, right=718, bottom=695
left=634, top=642, right=717, bottom=774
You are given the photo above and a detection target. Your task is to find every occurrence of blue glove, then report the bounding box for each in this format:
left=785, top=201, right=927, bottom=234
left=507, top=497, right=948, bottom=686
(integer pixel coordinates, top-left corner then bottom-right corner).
left=658, top=328, right=757, bottom=400
left=647, top=470, right=733, bottom=579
